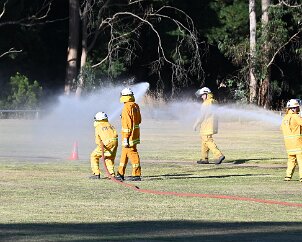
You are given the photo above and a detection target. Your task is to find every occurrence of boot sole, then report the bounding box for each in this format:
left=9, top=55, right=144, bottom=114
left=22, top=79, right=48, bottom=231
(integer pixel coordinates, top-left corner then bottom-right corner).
left=215, top=156, right=225, bottom=165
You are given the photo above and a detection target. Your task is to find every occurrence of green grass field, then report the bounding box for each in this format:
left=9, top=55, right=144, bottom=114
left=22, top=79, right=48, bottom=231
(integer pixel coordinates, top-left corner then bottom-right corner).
left=1, top=118, right=302, bottom=241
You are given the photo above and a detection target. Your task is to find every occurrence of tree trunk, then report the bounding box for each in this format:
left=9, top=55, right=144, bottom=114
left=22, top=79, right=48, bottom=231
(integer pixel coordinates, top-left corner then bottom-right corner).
left=259, top=69, right=271, bottom=108
left=258, top=0, right=271, bottom=108
left=65, top=0, right=80, bottom=95
left=249, top=0, right=257, bottom=104
left=75, top=45, right=87, bottom=97
left=75, top=0, right=89, bottom=97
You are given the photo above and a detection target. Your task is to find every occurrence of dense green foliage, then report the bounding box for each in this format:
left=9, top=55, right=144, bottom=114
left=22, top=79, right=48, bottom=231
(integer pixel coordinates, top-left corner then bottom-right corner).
left=0, top=72, right=42, bottom=109
left=0, top=0, right=301, bottom=107
left=205, top=0, right=302, bottom=105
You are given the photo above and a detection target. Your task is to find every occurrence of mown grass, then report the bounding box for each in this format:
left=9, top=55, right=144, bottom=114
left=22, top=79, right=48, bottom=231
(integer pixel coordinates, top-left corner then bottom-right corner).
left=1, top=119, right=302, bottom=241
left=1, top=161, right=302, bottom=241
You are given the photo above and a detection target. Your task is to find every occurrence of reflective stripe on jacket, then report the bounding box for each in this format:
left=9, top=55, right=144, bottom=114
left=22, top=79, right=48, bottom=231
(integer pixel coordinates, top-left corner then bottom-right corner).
left=94, top=121, right=118, bottom=146
left=199, top=93, right=218, bottom=135
left=281, top=110, right=302, bottom=155
left=121, top=100, right=141, bottom=146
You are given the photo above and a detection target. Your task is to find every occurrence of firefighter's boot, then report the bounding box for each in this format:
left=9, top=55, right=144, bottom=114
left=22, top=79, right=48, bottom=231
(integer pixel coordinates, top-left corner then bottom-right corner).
left=89, top=174, right=100, bottom=179
left=215, top=155, right=225, bottom=165
left=197, top=159, right=209, bottom=164
left=115, top=173, right=124, bottom=181
left=130, top=176, right=141, bottom=181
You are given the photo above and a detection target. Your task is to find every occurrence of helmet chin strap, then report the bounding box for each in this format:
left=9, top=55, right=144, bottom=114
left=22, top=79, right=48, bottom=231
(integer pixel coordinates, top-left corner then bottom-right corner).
left=289, top=107, right=299, bottom=113
left=201, top=94, right=207, bottom=100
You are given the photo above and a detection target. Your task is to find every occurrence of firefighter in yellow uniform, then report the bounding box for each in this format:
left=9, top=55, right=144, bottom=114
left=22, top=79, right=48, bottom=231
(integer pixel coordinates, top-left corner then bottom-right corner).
left=281, top=99, right=302, bottom=182
left=194, top=87, right=225, bottom=165
left=90, top=112, right=118, bottom=179
left=116, top=87, right=142, bottom=181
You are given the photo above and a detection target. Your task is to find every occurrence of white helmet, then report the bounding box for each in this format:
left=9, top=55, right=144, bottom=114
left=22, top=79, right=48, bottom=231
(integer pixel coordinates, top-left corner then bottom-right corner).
left=195, top=87, right=211, bottom=97
left=94, top=112, right=108, bottom=121
left=121, top=87, right=133, bottom=96
left=286, top=99, right=300, bottom=109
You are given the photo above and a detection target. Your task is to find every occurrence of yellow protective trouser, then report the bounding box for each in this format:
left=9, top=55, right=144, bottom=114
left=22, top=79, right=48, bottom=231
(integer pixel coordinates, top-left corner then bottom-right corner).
left=90, top=142, right=117, bottom=176
left=118, top=145, right=141, bottom=176
left=286, top=154, right=302, bottom=179
left=201, top=135, right=223, bottom=160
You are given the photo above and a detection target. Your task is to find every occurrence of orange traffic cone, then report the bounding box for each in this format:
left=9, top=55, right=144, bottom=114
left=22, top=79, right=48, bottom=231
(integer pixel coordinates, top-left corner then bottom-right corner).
left=69, top=141, right=79, bottom=160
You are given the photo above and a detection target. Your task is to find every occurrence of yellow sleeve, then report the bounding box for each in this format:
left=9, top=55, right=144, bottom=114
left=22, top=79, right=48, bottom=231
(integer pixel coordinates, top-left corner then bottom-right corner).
left=121, top=105, right=133, bottom=139
left=293, top=115, right=302, bottom=126
left=95, top=129, right=102, bottom=146
left=137, top=104, right=142, bottom=124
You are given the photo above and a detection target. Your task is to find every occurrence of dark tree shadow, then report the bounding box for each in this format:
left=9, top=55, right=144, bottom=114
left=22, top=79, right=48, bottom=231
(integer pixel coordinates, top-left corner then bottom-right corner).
left=1, top=221, right=302, bottom=241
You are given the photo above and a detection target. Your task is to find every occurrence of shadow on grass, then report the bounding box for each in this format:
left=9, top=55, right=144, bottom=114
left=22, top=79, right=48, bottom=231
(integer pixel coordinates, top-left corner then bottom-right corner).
left=143, top=173, right=270, bottom=181
left=232, top=158, right=284, bottom=164
left=1, top=221, right=302, bottom=241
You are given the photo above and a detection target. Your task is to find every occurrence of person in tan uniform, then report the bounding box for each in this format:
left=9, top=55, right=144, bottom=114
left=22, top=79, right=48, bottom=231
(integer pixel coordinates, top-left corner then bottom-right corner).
left=194, top=87, right=225, bottom=165
left=90, top=112, right=118, bottom=179
left=281, top=99, right=302, bottom=182
left=116, top=87, right=142, bottom=181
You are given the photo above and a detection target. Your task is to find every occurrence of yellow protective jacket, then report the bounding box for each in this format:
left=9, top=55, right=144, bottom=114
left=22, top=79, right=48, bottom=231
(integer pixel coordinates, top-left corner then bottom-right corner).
left=94, top=120, right=118, bottom=147
left=196, top=93, right=218, bottom=136
left=281, top=110, right=302, bottom=155
left=121, top=96, right=141, bottom=146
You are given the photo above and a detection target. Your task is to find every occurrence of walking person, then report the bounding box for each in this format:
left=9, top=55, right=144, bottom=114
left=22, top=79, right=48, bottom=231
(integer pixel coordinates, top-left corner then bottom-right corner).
left=116, top=88, right=142, bottom=181
left=281, top=99, right=302, bottom=182
left=193, top=87, right=225, bottom=165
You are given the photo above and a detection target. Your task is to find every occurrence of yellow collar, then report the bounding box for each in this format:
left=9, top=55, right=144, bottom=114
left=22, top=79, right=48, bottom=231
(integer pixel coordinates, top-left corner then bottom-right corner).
left=120, top=95, right=135, bottom=103
left=94, top=120, right=108, bottom=127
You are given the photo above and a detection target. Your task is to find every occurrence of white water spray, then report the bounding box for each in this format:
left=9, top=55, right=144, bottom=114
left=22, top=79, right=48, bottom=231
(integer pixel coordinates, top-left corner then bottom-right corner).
left=0, top=83, right=284, bottom=161
left=45, top=82, right=149, bottom=123
left=143, top=100, right=282, bottom=127
left=31, top=82, right=150, bottom=159
left=214, top=104, right=282, bottom=126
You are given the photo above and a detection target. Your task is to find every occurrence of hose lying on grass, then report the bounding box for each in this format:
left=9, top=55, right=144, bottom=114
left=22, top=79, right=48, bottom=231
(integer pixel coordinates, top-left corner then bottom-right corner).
left=101, top=143, right=302, bottom=208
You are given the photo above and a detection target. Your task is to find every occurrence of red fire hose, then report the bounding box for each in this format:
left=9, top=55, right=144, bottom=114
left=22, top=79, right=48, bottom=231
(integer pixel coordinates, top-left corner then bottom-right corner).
left=101, top=143, right=302, bottom=208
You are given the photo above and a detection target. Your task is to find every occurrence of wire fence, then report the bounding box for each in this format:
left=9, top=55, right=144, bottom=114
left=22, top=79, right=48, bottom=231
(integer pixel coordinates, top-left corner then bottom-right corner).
left=0, top=110, right=42, bottom=119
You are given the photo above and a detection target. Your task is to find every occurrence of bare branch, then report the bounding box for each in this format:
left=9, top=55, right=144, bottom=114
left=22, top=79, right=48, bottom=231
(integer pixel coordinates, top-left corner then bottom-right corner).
left=92, top=11, right=174, bottom=68
left=271, top=0, right=302, bottom=8
left=86, top=2, right=203, bottom=95
left=30, top=0, right=53, bottom=21
left=87, top=0, right=112, bottom=52
left=279, top=0, right=302, bottom=8
left=154, top=6, right=196, bottom=30
left=92, top=56, right=109, bottom=68
left=266, top=29, right=302, bottom=67
left=0, top=17, right=67, bottom=27
left=0, top=0, right=55, bottom=27
left=0, top=48, right=22, bottom=58
left=128, top=0, right=144, bottom=5
left=0, top=0, right=8, bottom=19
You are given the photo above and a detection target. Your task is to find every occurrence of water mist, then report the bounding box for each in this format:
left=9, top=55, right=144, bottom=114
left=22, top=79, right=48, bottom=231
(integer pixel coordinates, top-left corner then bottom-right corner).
left=31, top=82, right=150, bottom=159
left=0, top=83, right=285, bottom=161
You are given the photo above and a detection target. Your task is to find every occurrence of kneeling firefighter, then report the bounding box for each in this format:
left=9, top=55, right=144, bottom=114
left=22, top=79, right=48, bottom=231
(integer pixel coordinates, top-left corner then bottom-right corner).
left=193, top=87, right=225, bottom=165
left=90, top=112, right=118, bottom=179
left=281, top=99, right=302, bottom=182
left=116, top=87, right=142, bottom=181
